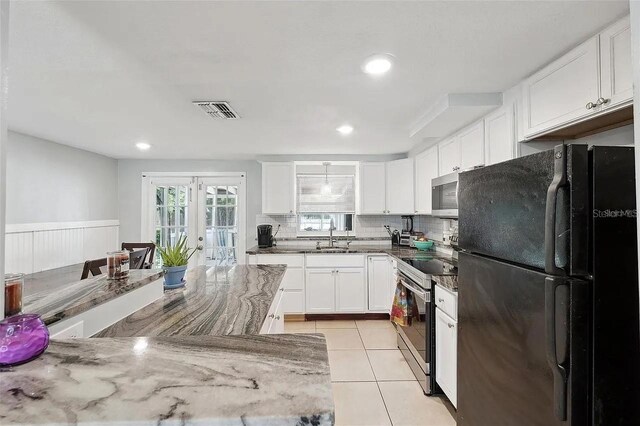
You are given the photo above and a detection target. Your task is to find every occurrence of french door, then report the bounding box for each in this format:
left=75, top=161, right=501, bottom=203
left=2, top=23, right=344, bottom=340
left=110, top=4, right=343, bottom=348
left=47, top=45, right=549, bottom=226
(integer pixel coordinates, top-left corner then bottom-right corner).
left=143, top=174, right=246, bottom=267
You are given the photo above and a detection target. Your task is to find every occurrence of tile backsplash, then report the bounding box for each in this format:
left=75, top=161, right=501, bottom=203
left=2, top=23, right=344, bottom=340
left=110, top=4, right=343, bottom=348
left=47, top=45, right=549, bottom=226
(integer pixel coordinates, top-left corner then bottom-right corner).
left=255, top=214, right=457, bottom=244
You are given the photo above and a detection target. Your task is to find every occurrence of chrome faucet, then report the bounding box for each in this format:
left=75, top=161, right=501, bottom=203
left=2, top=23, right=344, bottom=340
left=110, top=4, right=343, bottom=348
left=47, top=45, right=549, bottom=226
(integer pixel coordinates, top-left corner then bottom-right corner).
left=329, top=218, right=337, bottom=248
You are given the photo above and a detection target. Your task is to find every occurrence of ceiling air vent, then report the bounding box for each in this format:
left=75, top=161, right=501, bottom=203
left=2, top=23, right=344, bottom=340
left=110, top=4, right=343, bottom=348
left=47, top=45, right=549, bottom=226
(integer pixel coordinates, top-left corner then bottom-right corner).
left=193, top=101, right=240, bottom=119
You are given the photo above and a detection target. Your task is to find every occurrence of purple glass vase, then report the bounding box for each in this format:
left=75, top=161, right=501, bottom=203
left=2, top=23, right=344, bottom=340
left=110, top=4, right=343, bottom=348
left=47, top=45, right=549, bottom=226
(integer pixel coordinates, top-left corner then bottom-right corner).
left=0, top=314, right=49, bottom=366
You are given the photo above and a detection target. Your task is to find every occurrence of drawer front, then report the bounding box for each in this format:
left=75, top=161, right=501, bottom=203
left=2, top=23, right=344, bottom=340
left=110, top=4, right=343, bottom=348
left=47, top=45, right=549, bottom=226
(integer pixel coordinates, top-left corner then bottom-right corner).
left=435, top=285, right=457, bottom=320
left=281, top=268, right=304, bottom=290
left=261, top=289, right=285, bottom=334
left=306, top=254, right=365, bottom=268
left=256, top=254, right=304, bottom=267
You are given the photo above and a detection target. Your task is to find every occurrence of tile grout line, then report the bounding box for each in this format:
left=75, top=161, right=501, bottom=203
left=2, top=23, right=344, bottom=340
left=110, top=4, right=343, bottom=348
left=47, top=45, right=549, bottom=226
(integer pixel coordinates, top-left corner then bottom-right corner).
left=357, top=325, right=395, bottom=426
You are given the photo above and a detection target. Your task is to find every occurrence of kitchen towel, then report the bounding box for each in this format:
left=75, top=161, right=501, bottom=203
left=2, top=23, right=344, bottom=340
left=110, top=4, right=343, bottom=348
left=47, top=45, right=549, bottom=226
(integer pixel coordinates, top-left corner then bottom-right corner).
left=390, top=280, right=412, bottom=326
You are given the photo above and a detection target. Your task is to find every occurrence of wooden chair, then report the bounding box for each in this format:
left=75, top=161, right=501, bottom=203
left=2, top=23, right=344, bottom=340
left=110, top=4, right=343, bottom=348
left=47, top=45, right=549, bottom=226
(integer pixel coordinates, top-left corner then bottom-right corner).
left=80, top=258, right=108, bottom=280
left=121, top=242, right=156, bottom=269
left=129, top=248, right=150, bottom=270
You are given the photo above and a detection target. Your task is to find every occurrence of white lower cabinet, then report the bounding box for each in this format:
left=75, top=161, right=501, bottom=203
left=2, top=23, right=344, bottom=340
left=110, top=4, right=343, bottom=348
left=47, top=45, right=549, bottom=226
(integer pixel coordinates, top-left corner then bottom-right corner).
left=260, top=285, right=285, bottom=334
left=435, top=286, right=458, bottom=408
left=306, top=267, right=366, bottom=314
left=367, top=255, right=395, bottom=312
left=305, top=269, right=336, bottom=313
left=251, top=253, right=395, bottom=315
left=335, top=268, right=366, bottom=312
left=253, top=254, right=305, bottom=314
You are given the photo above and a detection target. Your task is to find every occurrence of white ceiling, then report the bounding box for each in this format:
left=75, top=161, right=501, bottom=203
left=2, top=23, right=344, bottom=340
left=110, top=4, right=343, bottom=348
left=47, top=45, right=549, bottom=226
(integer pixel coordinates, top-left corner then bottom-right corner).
left=8, top=1, right=629, bottom=159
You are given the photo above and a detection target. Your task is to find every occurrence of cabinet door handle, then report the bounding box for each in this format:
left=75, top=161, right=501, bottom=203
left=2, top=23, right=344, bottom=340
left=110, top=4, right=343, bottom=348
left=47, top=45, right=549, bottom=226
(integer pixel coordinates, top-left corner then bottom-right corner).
left=275, top=316, right=281, bottom=320
left=586, top=101, right=596, bottom=110
left=447, top=323, right=454, bottom=328
left=438, top=298, right=445, bottom=303
left=596, top=97, right=610, bottom=106
left=268, top=314, right=275, bottom=319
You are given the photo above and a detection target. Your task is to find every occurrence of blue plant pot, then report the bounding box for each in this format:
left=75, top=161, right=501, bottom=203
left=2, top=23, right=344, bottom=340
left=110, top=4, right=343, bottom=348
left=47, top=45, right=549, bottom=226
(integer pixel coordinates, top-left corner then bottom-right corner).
left=163, top=265, right=187, bottom=289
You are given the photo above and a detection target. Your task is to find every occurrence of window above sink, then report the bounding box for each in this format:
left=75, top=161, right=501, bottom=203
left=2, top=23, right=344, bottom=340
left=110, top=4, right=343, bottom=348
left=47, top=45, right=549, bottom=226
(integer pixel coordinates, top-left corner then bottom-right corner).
left=297, top=213, right=354, bottom=237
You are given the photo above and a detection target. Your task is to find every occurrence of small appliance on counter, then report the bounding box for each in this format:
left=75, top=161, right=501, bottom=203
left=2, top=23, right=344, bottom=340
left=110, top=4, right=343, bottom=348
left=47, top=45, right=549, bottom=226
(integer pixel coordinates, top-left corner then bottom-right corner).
left=399, top=215, right=414, bottom=246
left=257, top=224, right=275, bottom=248
left=384, top=225, right=401, bottom=246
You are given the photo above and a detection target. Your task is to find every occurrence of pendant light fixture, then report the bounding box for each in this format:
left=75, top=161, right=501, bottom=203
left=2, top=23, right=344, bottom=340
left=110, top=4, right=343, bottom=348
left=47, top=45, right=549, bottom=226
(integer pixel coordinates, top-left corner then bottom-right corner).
left=321, top=162, right=332, bottom=195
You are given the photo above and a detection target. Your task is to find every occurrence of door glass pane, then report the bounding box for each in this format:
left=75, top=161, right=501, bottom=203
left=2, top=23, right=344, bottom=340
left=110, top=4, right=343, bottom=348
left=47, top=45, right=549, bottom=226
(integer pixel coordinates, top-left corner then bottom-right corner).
left=154, top=184, right=190, bottom=265
left=204, top=185, right=239, bottom=267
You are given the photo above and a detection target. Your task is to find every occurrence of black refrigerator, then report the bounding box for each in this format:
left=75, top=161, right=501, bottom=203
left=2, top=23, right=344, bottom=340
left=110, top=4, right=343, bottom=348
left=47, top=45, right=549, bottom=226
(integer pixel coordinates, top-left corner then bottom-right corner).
left=457, top=144, right=640, bottom=426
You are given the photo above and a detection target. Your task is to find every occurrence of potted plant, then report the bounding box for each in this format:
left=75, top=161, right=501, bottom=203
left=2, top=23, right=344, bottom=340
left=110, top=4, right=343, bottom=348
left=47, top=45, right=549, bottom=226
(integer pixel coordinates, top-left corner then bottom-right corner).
left=156, top=235, right=197, bottom=289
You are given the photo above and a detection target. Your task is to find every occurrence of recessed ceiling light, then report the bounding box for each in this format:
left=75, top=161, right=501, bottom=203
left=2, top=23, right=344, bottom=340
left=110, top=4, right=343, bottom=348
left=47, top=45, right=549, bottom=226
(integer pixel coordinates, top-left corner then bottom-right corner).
left=337, top=124, right=354, bottom=135
left=136, top=142, right=151, bottom=151
left=362, top=53, right=394, bottom=75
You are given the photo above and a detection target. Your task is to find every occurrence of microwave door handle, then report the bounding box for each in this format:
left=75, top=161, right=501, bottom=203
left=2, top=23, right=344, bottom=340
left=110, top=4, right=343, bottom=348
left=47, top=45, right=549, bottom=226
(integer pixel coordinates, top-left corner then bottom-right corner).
left=545, top=277, right=568, bottom=421
left=544, top=144, right=567, bottom=275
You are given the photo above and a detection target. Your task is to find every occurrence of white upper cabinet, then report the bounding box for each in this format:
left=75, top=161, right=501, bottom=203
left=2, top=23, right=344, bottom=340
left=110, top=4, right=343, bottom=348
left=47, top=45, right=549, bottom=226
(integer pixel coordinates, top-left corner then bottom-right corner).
left=522, top=16, right=633, bottom=139
left=262, top=162, right=294, bottom=215
left=386, top=158, right=415, bottom=215
left=414, top=145, right=439, bottom=215
left=522, top=36, right=600, bottom=138
left=359, top=162, right=387, bottom=215
left=484, top=104, right=515, bottom=166
left=459, top=121, right=485, bottom=170
left=600, top=16, right=633, bottom=110
left=438, top=137, right=460, bottom=175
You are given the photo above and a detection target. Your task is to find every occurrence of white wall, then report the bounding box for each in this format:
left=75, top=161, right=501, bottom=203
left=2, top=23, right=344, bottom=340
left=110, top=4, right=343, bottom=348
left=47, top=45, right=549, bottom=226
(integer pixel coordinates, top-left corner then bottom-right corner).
left=117, top=159, right=262, bottom=249
left=6, top=131, right=118, bottom=223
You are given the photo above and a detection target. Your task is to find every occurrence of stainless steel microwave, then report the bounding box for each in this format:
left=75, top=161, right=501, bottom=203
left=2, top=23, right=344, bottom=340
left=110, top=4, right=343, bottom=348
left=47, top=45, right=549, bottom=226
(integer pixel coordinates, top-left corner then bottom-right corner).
left=431, top=171, right=458, bottom=217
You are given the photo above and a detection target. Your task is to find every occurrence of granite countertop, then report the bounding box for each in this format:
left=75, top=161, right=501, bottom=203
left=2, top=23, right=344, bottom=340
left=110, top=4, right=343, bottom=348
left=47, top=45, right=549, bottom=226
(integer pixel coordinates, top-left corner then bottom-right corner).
left=247, top=244, right=458, bottom=268
left=0, top=334, right=334, bottom=425
left=23, top=269, right=164, bottom=326
left=432, top=274, right=459, bottom=292
left=95, top=264, right=286, bottom=337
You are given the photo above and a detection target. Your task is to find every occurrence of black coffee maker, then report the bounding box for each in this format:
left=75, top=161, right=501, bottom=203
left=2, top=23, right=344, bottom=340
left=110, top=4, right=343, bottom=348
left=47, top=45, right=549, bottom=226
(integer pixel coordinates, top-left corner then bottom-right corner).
left=257, top=224, right=274, bottom=248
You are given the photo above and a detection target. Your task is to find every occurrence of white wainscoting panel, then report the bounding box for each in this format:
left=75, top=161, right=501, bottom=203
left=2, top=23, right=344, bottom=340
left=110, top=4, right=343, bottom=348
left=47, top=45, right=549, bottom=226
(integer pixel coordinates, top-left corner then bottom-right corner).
left=5, top=232, right=34, bottom=274
left=4, top=220, right=120, bottom=274
left=33, top=228, right=84, bottom=272
left=83, top=226, right=120, bottom=261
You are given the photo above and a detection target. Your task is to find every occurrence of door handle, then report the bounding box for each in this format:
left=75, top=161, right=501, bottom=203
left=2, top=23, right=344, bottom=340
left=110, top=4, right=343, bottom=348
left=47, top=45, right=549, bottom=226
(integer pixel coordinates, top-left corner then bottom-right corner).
left=196, top=245, right=204, bottom=251
left=198, top=237, right=203, bottom=241
left=544, top=144, right=567, bottom=275
left=545, top=277, right=569, bottom=421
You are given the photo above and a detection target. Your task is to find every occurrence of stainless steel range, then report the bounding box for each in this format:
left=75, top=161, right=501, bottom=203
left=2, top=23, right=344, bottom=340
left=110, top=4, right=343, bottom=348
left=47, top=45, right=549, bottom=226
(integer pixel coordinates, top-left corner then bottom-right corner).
left=396, top=257, right=457, bottom=395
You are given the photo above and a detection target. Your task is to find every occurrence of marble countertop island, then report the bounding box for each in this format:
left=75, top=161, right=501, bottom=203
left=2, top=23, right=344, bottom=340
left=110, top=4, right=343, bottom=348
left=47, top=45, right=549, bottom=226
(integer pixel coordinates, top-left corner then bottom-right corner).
left=0, top=334, right=333, bottom=425
left=23, top=269, right=164, bottom=326
left=95, top=264, right=286, bottom=337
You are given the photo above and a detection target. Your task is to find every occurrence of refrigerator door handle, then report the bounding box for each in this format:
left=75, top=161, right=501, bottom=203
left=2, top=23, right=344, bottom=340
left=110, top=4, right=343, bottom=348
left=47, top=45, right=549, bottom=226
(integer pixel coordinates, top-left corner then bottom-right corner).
left=545, top=276, right=569, bottom=421
left=544, top=144, right=567, bottom=275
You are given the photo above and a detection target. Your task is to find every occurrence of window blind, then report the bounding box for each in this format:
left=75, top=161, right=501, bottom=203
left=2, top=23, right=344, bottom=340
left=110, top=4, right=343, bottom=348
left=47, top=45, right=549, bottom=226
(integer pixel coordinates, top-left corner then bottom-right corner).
left=296, top=174, right=356, bottom=213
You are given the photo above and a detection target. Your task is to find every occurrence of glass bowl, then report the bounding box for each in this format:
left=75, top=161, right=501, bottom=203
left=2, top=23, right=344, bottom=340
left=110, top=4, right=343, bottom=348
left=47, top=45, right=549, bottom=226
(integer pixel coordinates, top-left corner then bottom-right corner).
left=0, top=314, right=49, bottom=367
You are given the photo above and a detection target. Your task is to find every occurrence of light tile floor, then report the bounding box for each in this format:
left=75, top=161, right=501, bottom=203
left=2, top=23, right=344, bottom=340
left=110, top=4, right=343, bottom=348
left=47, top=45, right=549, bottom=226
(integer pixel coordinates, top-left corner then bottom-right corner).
left=284, top=319, right=457, bottom=426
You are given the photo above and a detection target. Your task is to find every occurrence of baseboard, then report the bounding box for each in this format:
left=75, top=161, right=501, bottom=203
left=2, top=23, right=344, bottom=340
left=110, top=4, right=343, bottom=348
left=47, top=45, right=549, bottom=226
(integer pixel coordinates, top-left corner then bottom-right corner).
left=306, top=313, right=390, bottom=321
left=284, top=314, right=306, bottom=322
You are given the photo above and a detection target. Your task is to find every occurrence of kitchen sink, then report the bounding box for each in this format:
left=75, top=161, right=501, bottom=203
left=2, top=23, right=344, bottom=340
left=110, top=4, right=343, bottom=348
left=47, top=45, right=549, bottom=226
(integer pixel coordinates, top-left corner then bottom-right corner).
left=314, top=247, right=350, bottom=252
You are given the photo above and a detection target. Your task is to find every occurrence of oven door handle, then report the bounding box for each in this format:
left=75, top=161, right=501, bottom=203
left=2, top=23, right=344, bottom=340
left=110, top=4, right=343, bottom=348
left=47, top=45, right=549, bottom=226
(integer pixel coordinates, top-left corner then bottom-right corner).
left=399, top=276, right=428, bottom=301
